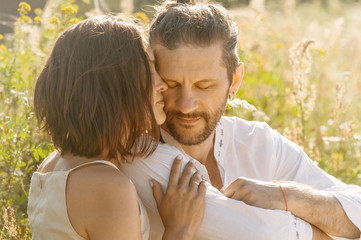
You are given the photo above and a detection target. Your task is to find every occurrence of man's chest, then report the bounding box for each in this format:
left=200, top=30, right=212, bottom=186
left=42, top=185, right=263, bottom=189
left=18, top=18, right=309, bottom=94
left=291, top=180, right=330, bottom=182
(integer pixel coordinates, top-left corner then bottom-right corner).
left=205, top=153, right=223, bottom=190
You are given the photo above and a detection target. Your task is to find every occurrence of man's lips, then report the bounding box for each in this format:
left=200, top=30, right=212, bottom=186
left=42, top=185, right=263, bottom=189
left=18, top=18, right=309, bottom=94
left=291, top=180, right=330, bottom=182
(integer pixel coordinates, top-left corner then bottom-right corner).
left=176, top=116, right=201, bottom=124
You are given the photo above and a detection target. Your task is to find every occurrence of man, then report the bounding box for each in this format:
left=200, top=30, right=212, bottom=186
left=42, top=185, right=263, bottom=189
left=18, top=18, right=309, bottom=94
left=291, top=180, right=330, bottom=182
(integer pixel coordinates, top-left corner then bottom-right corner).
left=121, top=0, right=361, bottom=239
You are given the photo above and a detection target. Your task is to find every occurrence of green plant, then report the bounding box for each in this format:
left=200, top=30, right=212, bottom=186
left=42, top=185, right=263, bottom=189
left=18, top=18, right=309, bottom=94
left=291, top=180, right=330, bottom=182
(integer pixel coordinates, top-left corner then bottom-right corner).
left=0, top=1, right=81, bottom=238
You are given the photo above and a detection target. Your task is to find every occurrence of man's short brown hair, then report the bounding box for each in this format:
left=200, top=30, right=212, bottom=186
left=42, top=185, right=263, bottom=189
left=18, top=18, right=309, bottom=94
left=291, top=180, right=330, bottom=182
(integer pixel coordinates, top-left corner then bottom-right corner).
left=34, top=15, right=158, bottom=163
left=149, top=0, right=239, bottom=83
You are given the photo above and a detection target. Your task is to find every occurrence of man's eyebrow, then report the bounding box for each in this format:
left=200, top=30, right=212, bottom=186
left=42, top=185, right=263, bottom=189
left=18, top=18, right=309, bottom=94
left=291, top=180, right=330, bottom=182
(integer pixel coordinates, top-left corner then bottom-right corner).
left=162, top=78, right=218, bottom=82
left=162, top=77, right=176, bottom=82
left=199, top=79, right=217, bottom=82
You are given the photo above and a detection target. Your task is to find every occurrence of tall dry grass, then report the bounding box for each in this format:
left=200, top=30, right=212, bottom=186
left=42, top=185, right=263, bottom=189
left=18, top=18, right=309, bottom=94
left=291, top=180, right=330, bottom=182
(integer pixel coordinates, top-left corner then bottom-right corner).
left=227, top=1, right=361, bottom=184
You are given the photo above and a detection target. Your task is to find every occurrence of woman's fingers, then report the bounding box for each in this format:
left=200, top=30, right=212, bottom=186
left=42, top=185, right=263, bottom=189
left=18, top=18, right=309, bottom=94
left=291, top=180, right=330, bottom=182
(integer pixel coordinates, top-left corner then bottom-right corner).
left=167, top=156, right=204, bottom=196
left=153, top=156, right=207, bottom=237
left=179, top=159, right=196, bottom=189
left=167, top=154, right=183, bottom=191
left=198, top=181, right=207, bottom=197
left=157, top=157, right=206, bottom=237
left=189, top=171, right=202, bottom=193
left=151, top=179, right=164, bottom=209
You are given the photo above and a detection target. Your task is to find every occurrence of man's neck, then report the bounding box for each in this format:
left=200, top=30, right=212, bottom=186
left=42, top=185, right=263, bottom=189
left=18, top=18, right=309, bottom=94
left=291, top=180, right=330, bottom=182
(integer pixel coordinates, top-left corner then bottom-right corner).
left=182, top=131, right=223, bottom=190
left=180, top=131, right=215, bottom=165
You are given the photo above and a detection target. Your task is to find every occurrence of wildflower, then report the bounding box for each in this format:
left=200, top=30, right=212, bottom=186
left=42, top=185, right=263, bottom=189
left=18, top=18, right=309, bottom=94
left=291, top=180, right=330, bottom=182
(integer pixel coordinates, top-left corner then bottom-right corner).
left=62, top=5, right=77, bottom=15
left=322, top=136, right=342, bottom=143
left=289, top=39, right=314, bottom=75
left=256, top=14, right=266, bottom=22
left=0, top=34, right=3, bottom=40
left=134, top=12, right=149, bottom=23
left=18, top=8, right=28, bottom=15
left=34, top=16, right=42, bottom=24
left=252, top=110, right=270, bottom=122
left=311, top=47, right=327, bottom=55
left=327, top=119, right=334, bottom=126
left=69, top=18, right=80, bottom=24
left=34, top=8, right=42, bottom=16
left=288, top=39, right=315, bottom=145
left=354, top=134, right=361, bottom=141
left=0, top=44, right=6, bottom=52
left=18, top=2, right=31, bottom=15
left=50, top=17, right=59, bottom=24
left=19, top=2, right=31, bottom=11
left=320, top=125, right=328, bottom=134
left=335, top=82, right=345, bottom=111
left=274, top=43, right=285, bottom=49
left=289, top=39, right=314, bottom=106
left=19, top=15, right=32, bottom=23
left=227, top=98, right=257, bottom=112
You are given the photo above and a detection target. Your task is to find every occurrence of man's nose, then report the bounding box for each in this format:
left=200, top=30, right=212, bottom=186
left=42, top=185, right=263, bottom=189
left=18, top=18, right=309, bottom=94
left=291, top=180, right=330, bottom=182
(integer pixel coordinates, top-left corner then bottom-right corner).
left=175, top=88, right=198, bottom=114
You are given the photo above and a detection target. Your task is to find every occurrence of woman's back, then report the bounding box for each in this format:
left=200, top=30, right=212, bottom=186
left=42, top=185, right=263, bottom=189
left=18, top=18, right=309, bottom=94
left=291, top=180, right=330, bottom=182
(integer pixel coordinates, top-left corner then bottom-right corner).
left=28, top=151, right=149, bottom=240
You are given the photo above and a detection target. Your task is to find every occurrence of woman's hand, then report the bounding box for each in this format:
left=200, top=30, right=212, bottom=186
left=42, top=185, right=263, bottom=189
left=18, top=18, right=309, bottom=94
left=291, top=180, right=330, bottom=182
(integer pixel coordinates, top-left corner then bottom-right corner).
left=151, top=155, right=206, bottom=240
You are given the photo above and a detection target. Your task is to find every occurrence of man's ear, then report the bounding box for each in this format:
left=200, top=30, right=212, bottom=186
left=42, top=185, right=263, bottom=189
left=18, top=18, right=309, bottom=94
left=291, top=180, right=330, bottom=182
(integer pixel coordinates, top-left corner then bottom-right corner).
left=228, top=62, right=244, bottom=97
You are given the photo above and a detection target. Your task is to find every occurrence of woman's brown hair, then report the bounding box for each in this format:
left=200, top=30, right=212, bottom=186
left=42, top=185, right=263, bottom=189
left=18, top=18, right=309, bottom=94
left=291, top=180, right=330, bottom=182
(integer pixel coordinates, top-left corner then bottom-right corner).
left=34, top=15, right=159, bottom=163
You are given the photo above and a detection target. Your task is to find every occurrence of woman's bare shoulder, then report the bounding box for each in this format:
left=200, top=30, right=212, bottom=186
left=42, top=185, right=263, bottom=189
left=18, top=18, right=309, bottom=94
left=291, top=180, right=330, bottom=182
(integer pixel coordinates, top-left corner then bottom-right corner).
left=68, top=163, right=138, bottom=200
left=66, top=163, right=142, bottom=239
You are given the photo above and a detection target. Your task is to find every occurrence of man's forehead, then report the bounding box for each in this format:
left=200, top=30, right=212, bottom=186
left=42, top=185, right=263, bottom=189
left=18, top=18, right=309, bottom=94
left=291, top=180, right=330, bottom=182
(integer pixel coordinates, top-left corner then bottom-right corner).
left=152, top=43, right=228, bottom=82
left=153, top=43, right=224, bottom=68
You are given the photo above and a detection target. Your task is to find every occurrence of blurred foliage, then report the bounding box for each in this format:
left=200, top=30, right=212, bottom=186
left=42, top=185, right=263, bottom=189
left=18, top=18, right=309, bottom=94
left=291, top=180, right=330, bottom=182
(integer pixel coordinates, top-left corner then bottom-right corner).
left=0, top=1, right=80, bottom=238
left=1, top=0, right=361, bottom=238
left=225, top=1, right=361, bottom=185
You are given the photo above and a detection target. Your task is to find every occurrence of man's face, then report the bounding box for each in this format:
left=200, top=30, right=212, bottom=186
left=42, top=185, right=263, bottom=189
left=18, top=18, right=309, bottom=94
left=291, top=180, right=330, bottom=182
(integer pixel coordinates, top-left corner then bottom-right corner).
left=153, top=43, right=230, bottom=146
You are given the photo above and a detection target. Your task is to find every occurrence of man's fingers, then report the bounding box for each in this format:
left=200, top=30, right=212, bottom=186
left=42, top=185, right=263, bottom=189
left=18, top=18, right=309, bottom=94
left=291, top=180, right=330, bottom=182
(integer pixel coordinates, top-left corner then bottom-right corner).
left=223, top=184, right=235, bottom=197
left=223, top=178, right=245, bottom=197
left=167, top=154, right=183, bottom=189
left=151, top=179, right=164, bottom=208
left=223, top=188, right=234, bottom=198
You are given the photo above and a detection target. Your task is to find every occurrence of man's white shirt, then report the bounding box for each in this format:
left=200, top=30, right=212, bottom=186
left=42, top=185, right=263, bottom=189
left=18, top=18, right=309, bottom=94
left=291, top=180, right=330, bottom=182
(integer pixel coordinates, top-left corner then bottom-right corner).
left=121, top=116, right=361, bottom=240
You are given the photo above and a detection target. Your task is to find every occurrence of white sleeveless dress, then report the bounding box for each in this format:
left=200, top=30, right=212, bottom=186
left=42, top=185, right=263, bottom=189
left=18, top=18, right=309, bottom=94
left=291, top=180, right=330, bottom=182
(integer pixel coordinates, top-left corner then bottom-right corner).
left=27, top=158, right=150, bottom=240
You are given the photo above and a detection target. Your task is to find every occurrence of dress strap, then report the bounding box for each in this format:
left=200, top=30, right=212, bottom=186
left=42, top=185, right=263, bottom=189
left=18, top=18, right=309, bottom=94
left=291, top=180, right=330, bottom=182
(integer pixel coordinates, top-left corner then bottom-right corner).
left=68, top=160, right=119, bottom=173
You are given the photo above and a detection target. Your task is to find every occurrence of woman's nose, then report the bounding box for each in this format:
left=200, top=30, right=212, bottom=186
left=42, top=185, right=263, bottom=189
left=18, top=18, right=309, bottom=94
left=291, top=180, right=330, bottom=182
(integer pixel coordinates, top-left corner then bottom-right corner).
left=154, top=70, right=168, bottom=92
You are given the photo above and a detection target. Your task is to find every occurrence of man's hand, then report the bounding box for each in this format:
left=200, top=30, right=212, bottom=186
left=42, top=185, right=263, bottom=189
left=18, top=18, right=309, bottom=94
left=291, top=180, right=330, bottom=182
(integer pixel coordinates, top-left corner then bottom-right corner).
left=311, top=225, right=333, bottom=240
left=223, top=177, right=287, bottom=210
left=223, top=177, right=360, bottom=239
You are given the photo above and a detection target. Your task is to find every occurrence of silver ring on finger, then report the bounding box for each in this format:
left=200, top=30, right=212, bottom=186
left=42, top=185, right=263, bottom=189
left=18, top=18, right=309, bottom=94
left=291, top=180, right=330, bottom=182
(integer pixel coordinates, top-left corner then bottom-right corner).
left=192, top=180, right=200, bottom=185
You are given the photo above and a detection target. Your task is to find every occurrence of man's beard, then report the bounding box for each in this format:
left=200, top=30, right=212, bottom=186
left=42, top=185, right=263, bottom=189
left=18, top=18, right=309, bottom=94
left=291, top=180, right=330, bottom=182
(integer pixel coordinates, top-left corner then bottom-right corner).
left=164, top=98, right=227, bottom=146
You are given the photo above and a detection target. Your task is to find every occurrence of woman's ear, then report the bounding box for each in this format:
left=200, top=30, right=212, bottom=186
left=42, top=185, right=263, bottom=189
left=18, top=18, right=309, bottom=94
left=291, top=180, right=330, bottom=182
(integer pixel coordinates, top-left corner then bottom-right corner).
left=228, top=62, right=244, bottom=97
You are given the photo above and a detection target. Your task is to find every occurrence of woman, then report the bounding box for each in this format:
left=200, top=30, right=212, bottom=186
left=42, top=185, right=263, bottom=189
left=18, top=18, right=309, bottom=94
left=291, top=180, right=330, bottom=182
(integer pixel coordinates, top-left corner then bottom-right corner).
left=28, top=15, right=206, bottom=239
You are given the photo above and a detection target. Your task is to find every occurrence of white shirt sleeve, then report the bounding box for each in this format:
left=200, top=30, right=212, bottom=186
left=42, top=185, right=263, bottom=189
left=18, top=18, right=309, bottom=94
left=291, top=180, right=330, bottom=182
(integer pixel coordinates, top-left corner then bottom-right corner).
left=271, top=129, right=361, bottom=239
left=121, top=143, right=313, bottom=240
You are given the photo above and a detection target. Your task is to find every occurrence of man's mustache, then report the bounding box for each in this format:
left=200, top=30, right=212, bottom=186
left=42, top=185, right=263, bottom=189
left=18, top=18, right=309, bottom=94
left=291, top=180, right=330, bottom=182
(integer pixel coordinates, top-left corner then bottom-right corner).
left=166, top=111, right=209, bottom=121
